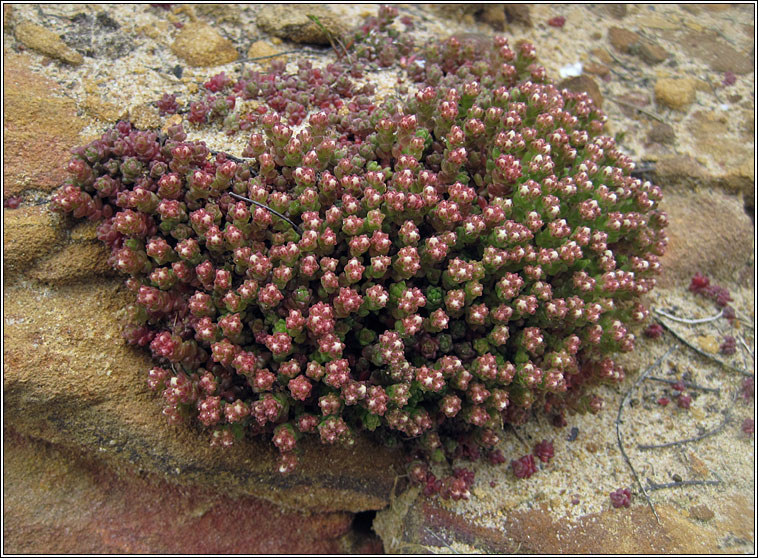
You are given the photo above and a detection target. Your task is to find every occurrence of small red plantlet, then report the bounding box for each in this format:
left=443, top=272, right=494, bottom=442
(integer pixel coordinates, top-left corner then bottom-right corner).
left=512, top=454, right=538, bottom=479
left=677, top=392, right=692, bottom=409
left=547, top=16, right=566, bottom=28
left=4, top=196, right=22, bottom=209
left=644, top=323, right=664, bottom=339
left=741, top=418, right=754, bottom=435
left=610, top=487, right=632, bottom=508
left=533, top=439, right=555, bottom=463
left=740, top=377, right=754, bottom=402
left=719, top=336, right=737, bottom=355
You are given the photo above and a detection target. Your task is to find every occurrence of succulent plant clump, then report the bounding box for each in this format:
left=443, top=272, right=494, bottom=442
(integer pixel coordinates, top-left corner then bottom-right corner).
left=51, top=7, right=667, bottom=488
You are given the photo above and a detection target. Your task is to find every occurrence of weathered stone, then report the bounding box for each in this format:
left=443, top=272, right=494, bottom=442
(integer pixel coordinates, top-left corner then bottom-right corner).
left=3, top=206, right=64, bottom=274
left=29, top=240, right=112, bottom=284
left=584, top=62, right=610, bottom=78
left=479, top=5, right=506, bottom=30
left=591, top=47, right=613, bottom=65
left=603, top=4, right=627, bottom=19
left=653, top=156, right=707, bottom=189
left=634, top=41, right=668, bottom=65
left=82, top=95, right=125, bottom=123
left=3, top=3, right=15, bottom=29
left=247, top=39, right=284, bottom=61
left=646, top=121, right=676, bottom=145
left=136, top=20, right=173, bottom=43
left=690, top=504, right=715, bottom=522
left=14, top=21, right=83, bottom=65
left=503, top=4, right=532, bottom=27
left=170, top=22, right=238, bottom=67
left=195, top=4, right=242, bottom=24
left=559, top=75, right=603, bottom=108
left=3, top=278, right=404, bottom=514
left=615, top=91, right=651, bottom=119
left=375, top=490, right=751, bottom=553
left=679, top=31, right=753, bottom=74
left=654, top=78, right=697, bottom=111
left=3, top=53, right=87, bottom=196
left=657, top=185, right=754, bottom=288
left=608, top=26, right=639, bottom=54
left=256, top=5, right=346, bottom=45
left=129, top=103, right=162, bottom=130
left=3, top=429, right=378, bottom=554
left=687, top=110, right=754, bottom=173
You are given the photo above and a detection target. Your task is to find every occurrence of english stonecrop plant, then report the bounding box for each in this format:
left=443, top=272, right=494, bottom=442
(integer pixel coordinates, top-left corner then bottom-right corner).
left=52, top=6, right=667, bottom=500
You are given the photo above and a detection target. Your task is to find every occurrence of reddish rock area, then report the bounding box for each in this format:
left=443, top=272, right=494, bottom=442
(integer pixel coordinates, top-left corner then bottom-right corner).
left=3, top=429, right=381, bottom=554
left=3, top=52, right=87, bottom=198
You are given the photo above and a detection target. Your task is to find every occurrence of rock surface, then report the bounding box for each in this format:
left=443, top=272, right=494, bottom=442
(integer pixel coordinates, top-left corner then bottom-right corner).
left=654, top=77, right=698, bottom=111
left=14, top=21, right=83, bottom=65
left=4, top=429, right=379, bottom=554
left=3, top=3, right=754, bottom=554
left=170, top=22, right=239, bottom=67
left=256, top=5, right=346, bottom=45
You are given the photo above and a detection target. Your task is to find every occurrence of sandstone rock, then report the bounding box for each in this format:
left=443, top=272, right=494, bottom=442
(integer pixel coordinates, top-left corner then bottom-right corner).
left=635, top=42, right=668, bottom=65
left=584, top=62, right=610, bottom=79
left=137, top=20, right=173, bottom=43
left=3, top=430, right=379, bottom=554
left=3, top=53, right=87, bottom=196
left=14, top=21, right=83, bottom=65
left=195, top=4, right=242, bottom=24
left=657, top=185, right=754, bottom=288
left=3, top=206, right=64, bottom=274
left=654, top=78, right=697, bottom=111
left=29, top=240, right=112, bottom=284
left=170, top=22, right=238, bottom=67
left=646, top=121, right=676, bottom=145
left=679, top=31, right=753, bottom=74
left=690, top=504, right=715, bottom=522
left=615, top=92, right=651, bottom=120
left=503, top=4, right=532, bottom=27
left=247, top=39, right=284, bottom=61
left=83, top=95, right=125, bottom=123
left=3, top=277, right=404, bottom=514
left=687, top=110, right=754, bottom=173
left=129, top=103, right=162, bottom=130
left=3, top=4, right=15, bottom=30
left=479, top=5, right=507, bottom=30
left=653, top=156, right=707, bottom=189
left=591, top=48, right=613, bottom=65
left=375, top=489, right=748, bottom=553
left=559, top=75, right=603, bottom=108
left=256, top=5, right=346, bottom=45
left=603, top=5, right=627, bottom=19
left=608, top=26, right=639, bottom=54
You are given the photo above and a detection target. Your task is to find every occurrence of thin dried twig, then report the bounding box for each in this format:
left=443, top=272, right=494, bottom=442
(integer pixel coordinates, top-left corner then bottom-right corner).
left=235, top=50, right=308, bottom=64
left=608, top=96, right=667, bottom=123
left=424, top=528, right=459, bottom=554
left=638, top=413, right=730, bottom=450
left=207, top=149, right=256, bottom=164
left=653, top=307, right=724, bottom=325
left=738, top=334, right=754, bottom=360
left=616, top=345, right=677, bottom=524
left=606, top=50, right=638, bottom=75
left=228, top=192, right=302, bottom=235
left=654, top=317, right=753, bottom=377
left=646, top=478, right=721, bottom=491
left=645, top=376, right=720, bottom=395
